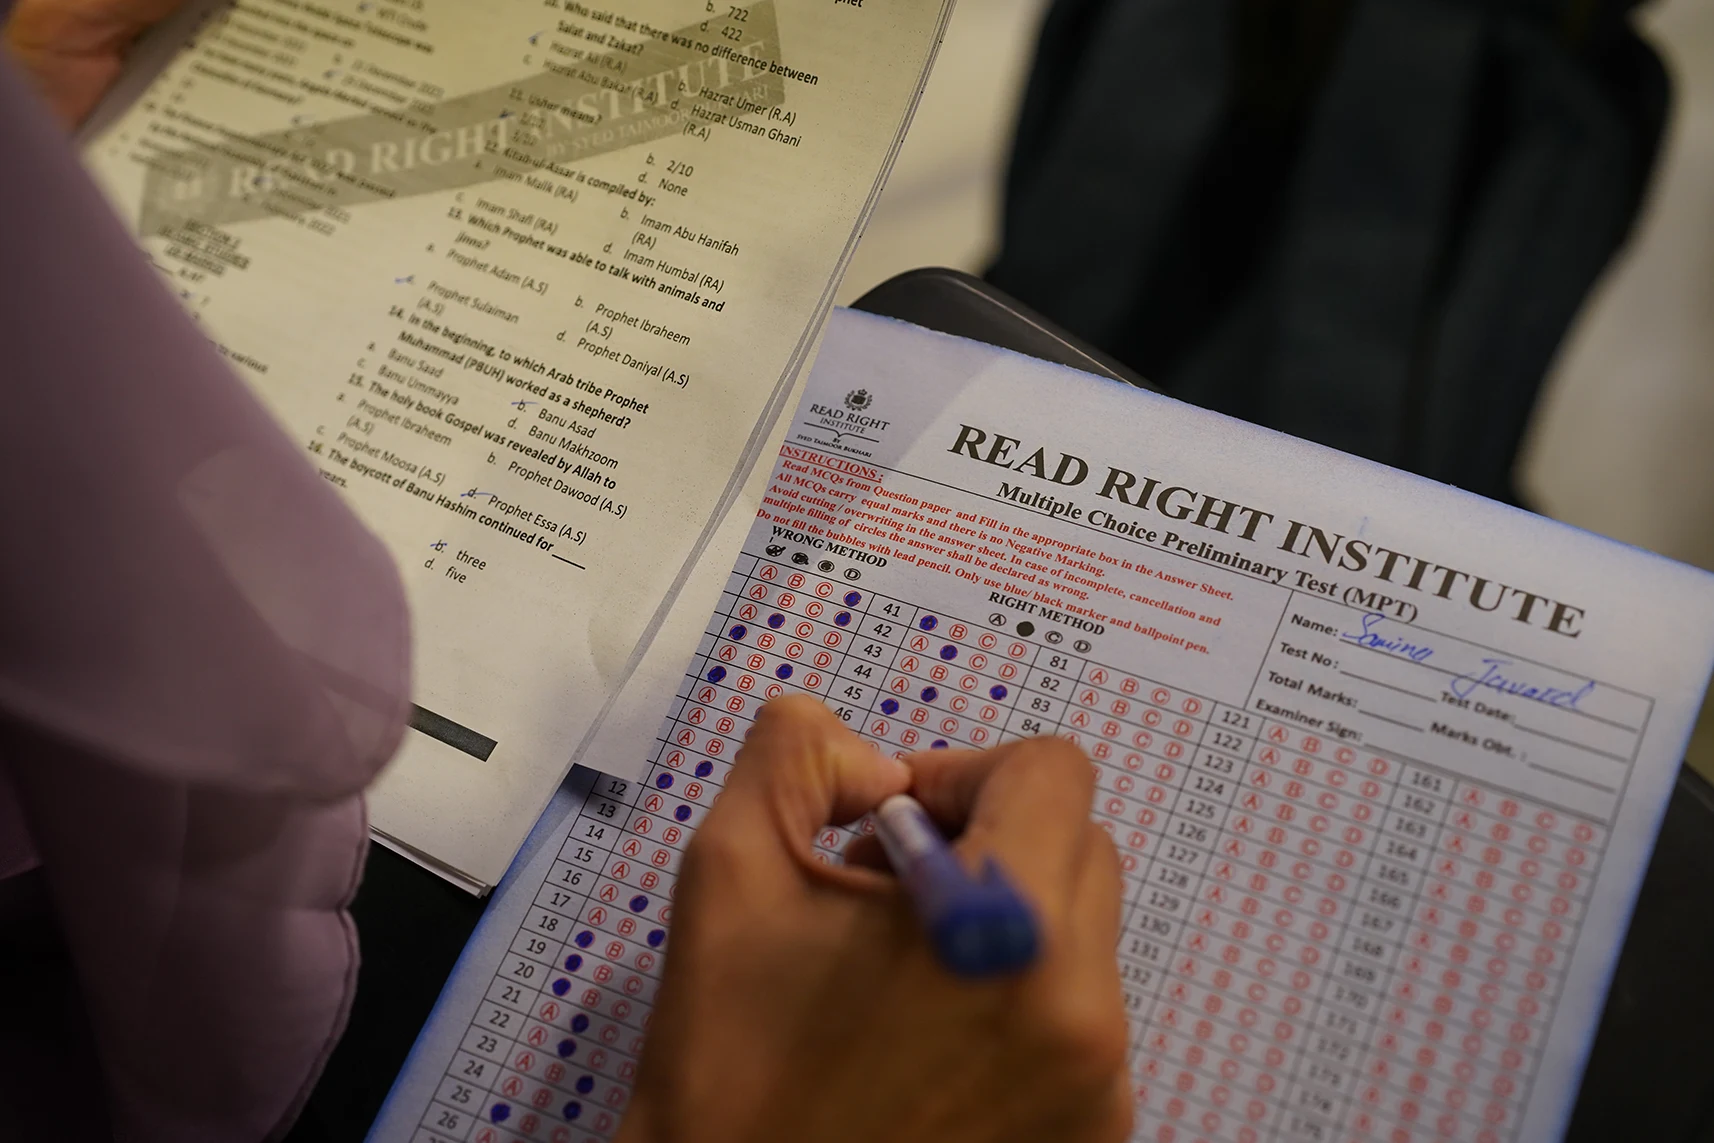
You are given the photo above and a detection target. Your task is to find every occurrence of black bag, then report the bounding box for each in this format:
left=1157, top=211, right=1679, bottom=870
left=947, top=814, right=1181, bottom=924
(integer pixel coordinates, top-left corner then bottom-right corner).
left=988, top=0, right=1668, bottom=503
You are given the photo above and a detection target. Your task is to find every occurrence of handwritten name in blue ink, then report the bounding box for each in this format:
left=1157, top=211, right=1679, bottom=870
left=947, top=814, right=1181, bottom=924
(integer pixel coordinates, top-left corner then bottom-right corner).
left=1451, top=658, right=1594, bottom=710
left=1341, top=613, right=1434, bottom=663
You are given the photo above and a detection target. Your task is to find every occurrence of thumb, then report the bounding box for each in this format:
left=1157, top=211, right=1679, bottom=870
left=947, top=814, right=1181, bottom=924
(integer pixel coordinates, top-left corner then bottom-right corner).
left=707, top=695, right=910, bottom=873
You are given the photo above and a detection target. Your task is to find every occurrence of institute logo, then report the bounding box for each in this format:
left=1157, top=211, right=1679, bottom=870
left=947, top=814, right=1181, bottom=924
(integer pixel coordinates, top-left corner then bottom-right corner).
left=801, top=387, right=890, bottom=460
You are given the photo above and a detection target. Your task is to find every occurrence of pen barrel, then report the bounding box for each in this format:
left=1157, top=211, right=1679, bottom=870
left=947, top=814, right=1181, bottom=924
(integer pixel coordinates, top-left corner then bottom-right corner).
left=874, top=796, right=1039, bottom=977
left=875, top=793, right=942, bottom=869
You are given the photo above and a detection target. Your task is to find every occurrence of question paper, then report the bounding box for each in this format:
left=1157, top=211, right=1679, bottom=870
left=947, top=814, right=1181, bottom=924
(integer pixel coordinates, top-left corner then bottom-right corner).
left=83, top=0, right=952, bottom=889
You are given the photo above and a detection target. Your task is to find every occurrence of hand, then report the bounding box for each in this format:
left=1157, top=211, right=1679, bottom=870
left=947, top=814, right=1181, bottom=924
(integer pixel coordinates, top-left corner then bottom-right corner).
left=617, top=694, right=1131, bottom=1143
left=4, top=0, right=188, bottom=127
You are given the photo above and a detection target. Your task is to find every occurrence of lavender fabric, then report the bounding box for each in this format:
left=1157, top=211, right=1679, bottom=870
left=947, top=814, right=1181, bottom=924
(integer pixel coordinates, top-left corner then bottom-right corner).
left=0, top=53, right=411, bottom=1142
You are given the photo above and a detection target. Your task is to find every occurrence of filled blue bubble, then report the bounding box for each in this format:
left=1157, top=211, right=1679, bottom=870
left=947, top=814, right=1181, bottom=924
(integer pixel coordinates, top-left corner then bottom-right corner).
left=563, top=1101, right=582, bottom=1121
left=571, top=1014, right=590, bottom=1033
left=931, top=739, right=948, bottom=749
left=575, top=1075, right=595, bottom=1095
left=695, top=760, right=713, bottom=778
left=655, top=773, right=673, bottom=790
left=775, top=664, right=793, bottom=679
left=629, top=894, right=649, bottom=913
left=939, top=645, right=957, bottom=660
left=835, top=611, right=852, bottom=626
left=880, top=698, right=899, bottom=715
left=574, top=931, right=593, bottom=949
left=728, top=624, right=747, bottom=640
left=844, top=591, right=862, bottom=606
left=767, top=613, right=786, bottom=628
left=564, top=954, right=583, bottom=972
left=557, top=1038, right=576, bottom=1058
left=706, top=666, right=727, bottom=683
left=674, top=804, right=693, bottom=822
left=920, top=686, right=939, bottom=702
left=989, top=685, right=1008, bottom=700
left=919, top=615, right=938, bottom=631
left=647, top=928, right=666, bottom=947
left=552, top=978, right=570, bottom=996
left=491, top=1104, right=511, bottom=1124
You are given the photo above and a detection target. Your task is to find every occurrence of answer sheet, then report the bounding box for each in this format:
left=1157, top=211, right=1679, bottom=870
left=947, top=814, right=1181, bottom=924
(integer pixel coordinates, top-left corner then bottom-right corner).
left=373, top=310, right=1714, bottom=1143
left=82, top=0, right=951, bottom=889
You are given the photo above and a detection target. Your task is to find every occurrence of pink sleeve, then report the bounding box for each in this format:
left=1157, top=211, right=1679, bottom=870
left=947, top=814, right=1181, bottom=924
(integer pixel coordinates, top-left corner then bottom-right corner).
left=0, top=52, right=412, bottom=1141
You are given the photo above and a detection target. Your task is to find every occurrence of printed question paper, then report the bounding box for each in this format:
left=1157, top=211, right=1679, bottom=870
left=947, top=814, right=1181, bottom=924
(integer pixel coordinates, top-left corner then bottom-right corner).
left=83, top=0, right=953, bottom=889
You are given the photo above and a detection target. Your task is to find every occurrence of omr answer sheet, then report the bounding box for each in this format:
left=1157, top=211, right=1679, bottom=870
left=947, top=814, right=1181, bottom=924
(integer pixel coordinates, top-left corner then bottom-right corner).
left=82, top=0, right=952, bottom=889
left=372, top=310, right=1714, bottom=1143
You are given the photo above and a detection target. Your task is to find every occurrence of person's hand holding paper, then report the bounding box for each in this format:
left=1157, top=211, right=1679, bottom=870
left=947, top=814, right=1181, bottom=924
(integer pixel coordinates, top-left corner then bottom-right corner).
left=3, top=0, right=186, bottom=125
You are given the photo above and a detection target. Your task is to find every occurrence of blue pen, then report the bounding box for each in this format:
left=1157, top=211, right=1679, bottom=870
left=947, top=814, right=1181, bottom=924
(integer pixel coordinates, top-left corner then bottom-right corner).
left=873, top=793, right=1040, bottom=977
